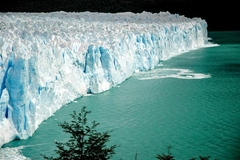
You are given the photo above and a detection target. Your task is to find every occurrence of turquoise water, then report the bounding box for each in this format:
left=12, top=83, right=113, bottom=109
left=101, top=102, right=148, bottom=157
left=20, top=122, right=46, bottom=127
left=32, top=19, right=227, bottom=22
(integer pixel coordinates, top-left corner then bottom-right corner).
left=3, top=31, right=240, bottom=160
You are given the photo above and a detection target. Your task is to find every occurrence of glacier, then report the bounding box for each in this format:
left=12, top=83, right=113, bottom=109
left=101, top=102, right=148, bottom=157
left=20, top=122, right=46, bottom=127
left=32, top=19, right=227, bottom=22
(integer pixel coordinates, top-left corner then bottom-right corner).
left=0, top=11, right=212, bottom=148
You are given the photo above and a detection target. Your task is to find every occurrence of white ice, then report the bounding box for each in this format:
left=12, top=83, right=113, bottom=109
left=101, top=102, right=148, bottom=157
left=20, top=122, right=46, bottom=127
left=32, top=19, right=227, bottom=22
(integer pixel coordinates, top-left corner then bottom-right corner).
left=0, top=11, right=213, bottom=148
left=0, top=146, right=30, bottom=160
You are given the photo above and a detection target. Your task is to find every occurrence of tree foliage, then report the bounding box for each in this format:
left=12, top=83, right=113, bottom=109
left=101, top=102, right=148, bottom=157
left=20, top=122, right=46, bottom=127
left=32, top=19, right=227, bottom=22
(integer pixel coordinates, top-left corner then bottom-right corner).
left=155, top=146, right=213, bottom=160
left=42, top=106, right=117, bottom=160
left=156, top=146, right=175, bottom=160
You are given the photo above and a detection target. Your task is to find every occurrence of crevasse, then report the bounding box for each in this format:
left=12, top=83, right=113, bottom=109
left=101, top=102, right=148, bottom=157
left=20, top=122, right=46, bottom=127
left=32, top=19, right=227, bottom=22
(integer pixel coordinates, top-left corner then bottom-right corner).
left=0, top=11, right=211, bottom=147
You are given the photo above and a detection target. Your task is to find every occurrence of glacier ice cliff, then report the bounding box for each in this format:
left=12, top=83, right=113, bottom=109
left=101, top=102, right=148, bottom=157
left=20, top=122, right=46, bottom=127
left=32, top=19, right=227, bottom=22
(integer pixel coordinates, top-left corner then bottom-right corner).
left=0, top=11, right=211, bottom=147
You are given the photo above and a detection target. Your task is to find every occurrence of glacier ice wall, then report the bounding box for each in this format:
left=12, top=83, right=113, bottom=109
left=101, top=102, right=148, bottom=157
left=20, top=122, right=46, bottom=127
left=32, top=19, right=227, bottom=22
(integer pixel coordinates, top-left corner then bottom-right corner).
left=0, top=11, right=210, bottom=147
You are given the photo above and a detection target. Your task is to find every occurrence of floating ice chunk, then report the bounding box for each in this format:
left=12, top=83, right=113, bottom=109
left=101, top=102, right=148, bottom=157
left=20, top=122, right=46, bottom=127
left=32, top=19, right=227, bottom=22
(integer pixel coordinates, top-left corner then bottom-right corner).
left=135, top=68, right=211, bottom=80
left=0, top=146, right=30, bottom=160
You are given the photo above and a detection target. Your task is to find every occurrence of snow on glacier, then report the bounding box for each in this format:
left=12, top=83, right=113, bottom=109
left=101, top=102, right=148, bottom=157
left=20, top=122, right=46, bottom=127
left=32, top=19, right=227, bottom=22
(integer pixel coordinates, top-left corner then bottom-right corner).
left=0, top=11, right=212, bottom=148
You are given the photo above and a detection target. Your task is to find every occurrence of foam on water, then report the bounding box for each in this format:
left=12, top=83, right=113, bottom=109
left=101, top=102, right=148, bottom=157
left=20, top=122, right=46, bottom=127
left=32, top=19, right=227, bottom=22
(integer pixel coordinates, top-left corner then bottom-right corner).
left=134, top=67, right=211, bottom=80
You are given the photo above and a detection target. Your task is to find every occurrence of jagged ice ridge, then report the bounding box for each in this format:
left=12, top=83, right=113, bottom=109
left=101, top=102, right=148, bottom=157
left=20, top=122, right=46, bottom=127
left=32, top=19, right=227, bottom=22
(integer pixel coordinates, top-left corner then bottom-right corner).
left=0, top=11, right=211, bottom=147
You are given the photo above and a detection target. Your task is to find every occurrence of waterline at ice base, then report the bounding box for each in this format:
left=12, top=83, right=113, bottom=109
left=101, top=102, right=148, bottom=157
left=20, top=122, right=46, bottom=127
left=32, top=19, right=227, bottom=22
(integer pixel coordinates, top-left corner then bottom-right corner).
left=0, top=11, right=215, bottom=147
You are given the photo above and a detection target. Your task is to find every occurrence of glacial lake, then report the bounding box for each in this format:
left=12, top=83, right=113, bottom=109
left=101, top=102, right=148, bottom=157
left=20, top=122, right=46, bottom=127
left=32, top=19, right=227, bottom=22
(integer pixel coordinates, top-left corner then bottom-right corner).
left=2, top=31, right=240, bottom=160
